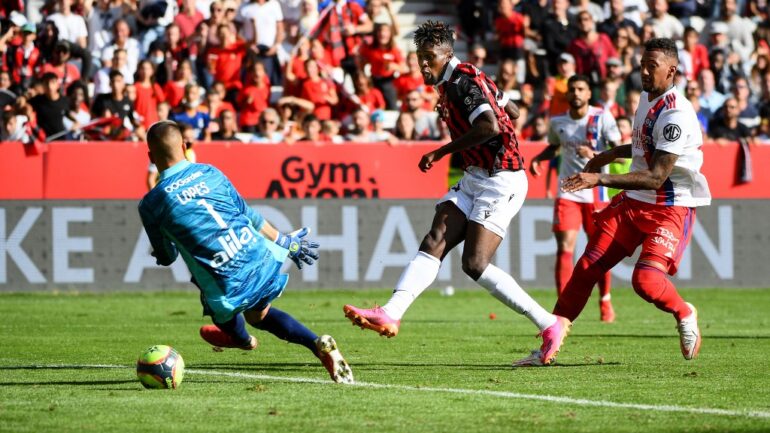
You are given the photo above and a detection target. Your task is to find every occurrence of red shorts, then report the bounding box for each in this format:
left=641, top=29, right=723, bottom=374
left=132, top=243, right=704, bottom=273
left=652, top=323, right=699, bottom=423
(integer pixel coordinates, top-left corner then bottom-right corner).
left=593, top=193, right=696, bottom=275
left=552, top=198, right=607, bottom=234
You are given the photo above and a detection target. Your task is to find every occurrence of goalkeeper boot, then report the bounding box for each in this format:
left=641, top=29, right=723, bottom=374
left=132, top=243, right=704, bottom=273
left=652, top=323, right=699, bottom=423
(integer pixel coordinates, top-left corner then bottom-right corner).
left=343, top=305, right=400, bottom=337
left=199, top=325, right=258, bottom=350
left=539, top=315, right=572, bottom=365
left=315, top=335, right=354, bottom=384
left=677, top=302, right=701, bottom=360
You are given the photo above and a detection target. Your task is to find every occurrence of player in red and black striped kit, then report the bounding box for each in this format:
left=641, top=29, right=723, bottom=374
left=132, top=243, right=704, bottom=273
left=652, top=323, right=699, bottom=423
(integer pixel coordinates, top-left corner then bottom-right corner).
left=344, top=21, right=569, bottom=366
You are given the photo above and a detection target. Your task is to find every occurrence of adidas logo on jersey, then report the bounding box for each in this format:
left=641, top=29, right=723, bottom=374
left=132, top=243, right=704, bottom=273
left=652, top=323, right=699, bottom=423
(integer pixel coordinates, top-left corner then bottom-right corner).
left=210, top=227, right=257, bottom=268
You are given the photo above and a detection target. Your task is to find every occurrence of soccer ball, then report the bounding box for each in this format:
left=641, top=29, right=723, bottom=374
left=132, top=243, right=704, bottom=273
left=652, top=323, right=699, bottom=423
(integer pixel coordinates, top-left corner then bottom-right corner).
left=136, top=345, right=185, bottom=389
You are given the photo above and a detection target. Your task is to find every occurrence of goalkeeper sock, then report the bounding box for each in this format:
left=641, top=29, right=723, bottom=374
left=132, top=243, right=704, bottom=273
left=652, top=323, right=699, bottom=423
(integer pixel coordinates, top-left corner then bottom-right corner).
left=253, top=307, right=319, bottom=355
left=213, top=314, right=252, bottom=346
left=476, top=264, right=556, bottom=331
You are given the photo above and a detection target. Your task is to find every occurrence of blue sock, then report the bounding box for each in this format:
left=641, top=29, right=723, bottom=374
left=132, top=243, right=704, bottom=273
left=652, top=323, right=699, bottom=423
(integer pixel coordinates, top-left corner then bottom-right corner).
left=254, top=308, right=318, bottom=355
left=214, top=314, right=251, bottom=346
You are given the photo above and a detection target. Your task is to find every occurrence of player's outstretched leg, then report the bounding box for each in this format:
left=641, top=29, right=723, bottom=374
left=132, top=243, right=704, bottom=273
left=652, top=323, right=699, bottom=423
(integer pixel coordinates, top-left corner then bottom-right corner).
left=632, top=264, right=701, bottom=359
left=200, top=314, right=258, bottom=350
left=246, top=306, right=356, bottom=382
left=343, top=251, right=441, bottom=337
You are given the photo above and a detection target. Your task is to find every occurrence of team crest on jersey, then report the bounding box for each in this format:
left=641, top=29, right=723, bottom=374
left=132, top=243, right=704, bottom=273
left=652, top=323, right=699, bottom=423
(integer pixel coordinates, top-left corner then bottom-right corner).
left=464, top=96, right=472, bottom=105
left=662, top=124, right=681, bottom=141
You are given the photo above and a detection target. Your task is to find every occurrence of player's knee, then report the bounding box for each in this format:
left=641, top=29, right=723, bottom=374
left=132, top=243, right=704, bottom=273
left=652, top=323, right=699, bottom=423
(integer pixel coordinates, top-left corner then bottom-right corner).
left=243, top=305, right=270, bottom=326
left=632, top=265, right=666, bottom=302
left=461, top=254, right=489, bottom=280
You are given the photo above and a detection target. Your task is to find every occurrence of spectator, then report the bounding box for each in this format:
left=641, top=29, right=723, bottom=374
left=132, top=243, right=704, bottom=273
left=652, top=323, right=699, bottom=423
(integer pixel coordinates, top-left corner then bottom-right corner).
left=137, top=0, right=178, bottom=56
left=347, top=72, right=385, bottom=114
left=343, top=107, right=372, bottom=141
left=645, top=0, right=684, bottom=41
left=0, top=71, right=15, bottom=110
left=366, top=0, right=399, bottom=36
left=163, top=24, right=191, bottom=69
left=296, top=113, right=329, bottom=142
left=496, top=58, right=522, bottom=102
left=174, top=0, right=204, bottom=40
left=394, top=51, right=433, bottom=102
left=251, top=107, right=285, bottom=142
left=403, top=90, right=439, bottom=140
left=48, top=0, right=88, bottom=48
left=0, top=110, right=31, bottom=142
left=238, top=62, right=271, bottom=132
left=201, top=82, right=234, bottom=119
left=358, top=22, right=403, bottom=109
left=601, top=0, right=648, bottom=28
left=178, top=122, right=198, bottom=161
left=309, top=0, right=372, bottom=74
left=63, top=81, right=91, bottom=139
left=29, top=72, right=72, bottom=138
left=698, top=68, right=727, bottom=121
left=598, top=79, right=625, bottom=119
left=685, top=82, right=709, bottom=136
left=495, top=0, right=525, bottom=61
left=604, top=57, right=627, bottom=105
left=701, top=0, right=757, bottom=64
left=709, top=97, right=755, bottom=145
left=134, top=59, right=166, bottom=128
left=680, top=26, right=710, bottom=82
left=4, top=23, right=39, bottom=94
left=157, top=101, right=171, bottom=121
left=709, top=47, right=741, bottom=95
left=284, top=37, right=310, bottom=96
left=206, top=24, right=248, bottom=94
left=171, top=83, right=211, bottom=140
left=468, top=43, right=487, bottom=71
left=394, top=111, right=415, bottom=140
left=568, top=0, right=603, bottom=24
left=296, top=0, right=320, bottom=37
left=546, top=53, right=574, bottom=116
left=369, top=109, right=397, bottom=144
left=37, top=41, right=81, bottom=93
left=163, top=59, right=196, bottom=108
left=528, top=114, right=549, bottom=141
left=542, top=0, right=576, bottom=73
left=624, top=89, right=641, bottom=117
left=612, top=25, right=639, bottom=77
left=102, top=19, right=140, bottom=75
left=93, top=48, right=131, bottom=95
left=205, top=1, right=237, bottom=45
left=731, top=77, right=761, bottom=130
left=567, top=11, right=618, bottom=88
left=300, top=58, right=338, bottom=120
left=87, top=0, right=123, bottom=62
left=321, top=119, right=344, bottom=142
left=92, top=70, right=138, bottom=130
left=598, top=0, right=641, bottom=39
left=211, top=109, right=241, bottom=141
left=521, top=0, right=549, bottom=44
left=237, top=0, right=285, bottom=84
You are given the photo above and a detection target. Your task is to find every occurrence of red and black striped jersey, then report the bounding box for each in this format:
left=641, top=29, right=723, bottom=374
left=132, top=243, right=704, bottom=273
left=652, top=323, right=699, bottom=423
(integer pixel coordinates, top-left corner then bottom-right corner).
left=436, top=57, right=524, bottom=173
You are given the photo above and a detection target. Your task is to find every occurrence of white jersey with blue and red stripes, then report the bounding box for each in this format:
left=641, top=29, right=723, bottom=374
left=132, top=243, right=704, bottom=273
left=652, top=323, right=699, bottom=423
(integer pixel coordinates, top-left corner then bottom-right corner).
left=626, top=87, right=711, bottom=207
left=549, top=106, right=621, bottom=203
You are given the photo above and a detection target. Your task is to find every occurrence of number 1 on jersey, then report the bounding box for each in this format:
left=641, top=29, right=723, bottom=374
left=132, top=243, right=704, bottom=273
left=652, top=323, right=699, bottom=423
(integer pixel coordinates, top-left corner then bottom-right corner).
left=197, top=199, right=228, bottom=229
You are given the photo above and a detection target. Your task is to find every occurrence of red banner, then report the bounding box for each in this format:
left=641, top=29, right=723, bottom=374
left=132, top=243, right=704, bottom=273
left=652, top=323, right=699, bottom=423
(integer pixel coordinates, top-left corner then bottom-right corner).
left=0, top=141, right=767, bottom=199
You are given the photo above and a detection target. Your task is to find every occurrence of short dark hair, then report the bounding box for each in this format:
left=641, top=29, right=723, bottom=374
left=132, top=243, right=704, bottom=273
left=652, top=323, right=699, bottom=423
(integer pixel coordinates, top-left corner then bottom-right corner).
left=414, top=20, right=454, bottom=49
left=108, top=69, right=124, bottom=81
left=644, top=38, right=679, bottom=63
left=567, top=74, right=591, bottom=87
left=147, top=120, right=183, bottom=154
left=40, top=72, right=59, bottom=83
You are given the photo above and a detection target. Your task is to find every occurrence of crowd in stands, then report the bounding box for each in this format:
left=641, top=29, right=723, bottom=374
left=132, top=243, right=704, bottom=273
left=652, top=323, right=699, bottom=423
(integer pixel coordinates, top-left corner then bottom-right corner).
left=0, top=0, right=769, bottom=145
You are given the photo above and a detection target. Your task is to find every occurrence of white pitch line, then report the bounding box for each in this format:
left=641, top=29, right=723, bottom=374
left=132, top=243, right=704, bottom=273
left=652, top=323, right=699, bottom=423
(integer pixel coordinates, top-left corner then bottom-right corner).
left=23, top=364, right=770, bottom=420
left=186, top=369, right=770, bottom=420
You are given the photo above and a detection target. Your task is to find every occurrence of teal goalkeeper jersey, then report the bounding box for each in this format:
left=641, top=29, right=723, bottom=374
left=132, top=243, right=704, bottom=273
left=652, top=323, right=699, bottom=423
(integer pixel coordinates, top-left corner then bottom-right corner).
left=138, top=160, right=289, bottom=321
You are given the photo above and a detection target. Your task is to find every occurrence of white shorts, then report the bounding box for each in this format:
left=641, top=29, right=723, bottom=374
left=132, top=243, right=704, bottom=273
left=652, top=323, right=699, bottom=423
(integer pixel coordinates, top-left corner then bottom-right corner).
left=437, top=167, right=528, bottom=238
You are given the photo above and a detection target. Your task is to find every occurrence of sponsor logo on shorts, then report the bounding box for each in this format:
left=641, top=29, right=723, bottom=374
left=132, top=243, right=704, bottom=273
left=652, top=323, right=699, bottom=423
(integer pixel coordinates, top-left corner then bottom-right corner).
left=652, top=227, right=680, bottom=256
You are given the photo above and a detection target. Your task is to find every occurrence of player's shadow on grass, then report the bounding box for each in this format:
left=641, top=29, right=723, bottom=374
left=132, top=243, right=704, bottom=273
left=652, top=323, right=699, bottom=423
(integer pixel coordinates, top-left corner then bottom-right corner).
left=193, top=362, right=330, bottom=373
left=0, top=379, right=136, bottom=387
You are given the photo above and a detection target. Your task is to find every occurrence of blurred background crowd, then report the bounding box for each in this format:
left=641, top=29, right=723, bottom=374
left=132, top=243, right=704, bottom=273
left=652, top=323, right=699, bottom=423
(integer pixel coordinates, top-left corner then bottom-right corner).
left=0, top=0, right=769, bottom=146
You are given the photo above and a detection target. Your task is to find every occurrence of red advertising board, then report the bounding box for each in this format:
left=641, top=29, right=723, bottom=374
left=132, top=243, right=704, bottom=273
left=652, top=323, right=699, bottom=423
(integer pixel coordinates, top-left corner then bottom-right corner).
left=0, top=141, right=767, bottom=199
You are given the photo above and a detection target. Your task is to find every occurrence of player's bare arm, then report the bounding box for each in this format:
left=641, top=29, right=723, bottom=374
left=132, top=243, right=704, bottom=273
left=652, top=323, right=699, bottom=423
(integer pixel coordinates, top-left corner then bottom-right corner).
left=504, top=99, right=520, bottom=120
left=529, top=142, right=560, bottom=177
left=418, top=111, right=500, bottom=172
left=583, top=143, right=632, bottom=173
left=563, top=148, right=677, bottom=192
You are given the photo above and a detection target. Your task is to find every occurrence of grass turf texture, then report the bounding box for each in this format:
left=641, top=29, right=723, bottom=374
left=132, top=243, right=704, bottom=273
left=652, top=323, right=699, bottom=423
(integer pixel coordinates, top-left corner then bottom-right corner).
left=1, top=288, right=769, bottom=433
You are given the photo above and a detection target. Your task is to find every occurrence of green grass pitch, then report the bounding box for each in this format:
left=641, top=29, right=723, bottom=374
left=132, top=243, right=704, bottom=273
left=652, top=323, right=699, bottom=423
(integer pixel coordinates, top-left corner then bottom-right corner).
left=1, top=288, right=769, bottom=433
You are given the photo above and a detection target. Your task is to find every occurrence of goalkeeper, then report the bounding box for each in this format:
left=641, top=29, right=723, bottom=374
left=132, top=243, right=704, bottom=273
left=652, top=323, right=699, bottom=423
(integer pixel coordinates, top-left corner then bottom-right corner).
left=138, top=120, right=353, bottom=384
